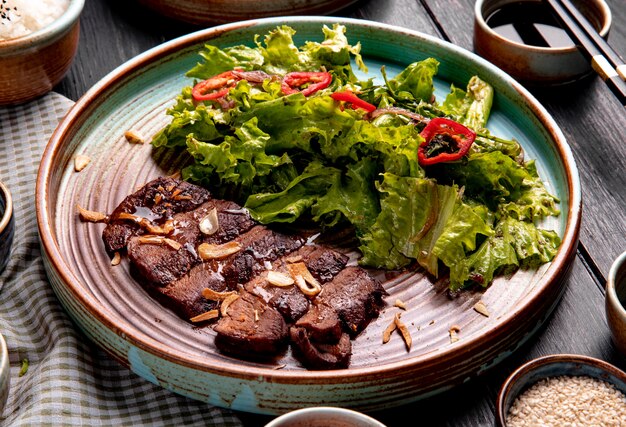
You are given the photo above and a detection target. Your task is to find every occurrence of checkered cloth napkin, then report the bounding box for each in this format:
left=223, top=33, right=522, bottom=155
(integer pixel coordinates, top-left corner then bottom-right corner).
left=0, top=92, right=243, bottom=426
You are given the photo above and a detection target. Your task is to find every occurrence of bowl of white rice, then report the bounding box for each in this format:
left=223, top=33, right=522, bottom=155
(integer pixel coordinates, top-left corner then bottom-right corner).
left=0, top=0, right=84, bottom=105
left=496, top=354, right=626, bottom=427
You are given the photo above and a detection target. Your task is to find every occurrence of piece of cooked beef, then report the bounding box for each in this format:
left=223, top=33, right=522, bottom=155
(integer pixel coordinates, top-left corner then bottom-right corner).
left=289, top=327, right=351, bottom=370
left=201, top=200, right=256, bottom=245
left=214, top=291, right=289, bottom=358
left=102, top=177, right=211, bottom=254
left=244, top=245, right=349, bottom=323
left=126, top=200, right=256, bottom=287
left=318, top=266, right=387, bottom=337
left=155, top=263, right=228, bottom=320
left=219, top=226, right=305, bottom=285
left=247, top=276, right=310, bottom=324
left=293, top=303, right=343, bottom=343
left=127, top=236, right=198, bottom=288
left=294, top=245, right=349, bottom=283
left=144, top=225, right=304, bottom=320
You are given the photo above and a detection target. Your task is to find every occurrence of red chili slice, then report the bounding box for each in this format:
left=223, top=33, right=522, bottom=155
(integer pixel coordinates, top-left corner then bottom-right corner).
left=417, top=117, right=476, bottom=166
left=281, top=71, right=332, bottom=96
left=330, top=90, right=377, bottom=112
left=192, top=71, right=239, bottom=101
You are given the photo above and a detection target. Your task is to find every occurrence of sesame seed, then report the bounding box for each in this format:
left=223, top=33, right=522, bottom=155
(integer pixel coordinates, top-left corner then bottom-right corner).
left=507, top=375, right=626, bottom=427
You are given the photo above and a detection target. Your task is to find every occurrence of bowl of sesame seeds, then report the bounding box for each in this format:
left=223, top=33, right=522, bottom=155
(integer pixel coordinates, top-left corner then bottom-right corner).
left=496, top=354, right=626, bottom=427
left=0, top=0, right=84, bottom=105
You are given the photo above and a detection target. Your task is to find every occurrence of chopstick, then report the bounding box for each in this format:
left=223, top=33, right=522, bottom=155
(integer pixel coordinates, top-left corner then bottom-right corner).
left=545, top=0, right=626, bottom=106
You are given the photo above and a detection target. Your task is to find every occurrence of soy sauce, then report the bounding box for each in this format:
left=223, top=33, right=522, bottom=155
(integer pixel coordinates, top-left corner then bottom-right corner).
left=485, top=2, right=575, bottom=48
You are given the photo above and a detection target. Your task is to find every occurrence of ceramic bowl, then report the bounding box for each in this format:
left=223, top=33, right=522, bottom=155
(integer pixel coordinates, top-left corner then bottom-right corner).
left=606, top=250, right=626, bottom=356
left=0, top=333, right=9, bottom=414
left=0, top=0, right=84, bottom=105
left=473, top=0, right=612, bottom=86
left=135, top=0, right=359, bottom=25
left=0, top=180, right=14, bottom=274
left=264, top=407, right=386, bottom=427
left=496, top=354, right=626, bottom=426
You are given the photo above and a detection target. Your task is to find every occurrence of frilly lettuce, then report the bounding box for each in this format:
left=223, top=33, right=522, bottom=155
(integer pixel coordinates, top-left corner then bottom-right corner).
left=152, top=24, right=562, bottom=291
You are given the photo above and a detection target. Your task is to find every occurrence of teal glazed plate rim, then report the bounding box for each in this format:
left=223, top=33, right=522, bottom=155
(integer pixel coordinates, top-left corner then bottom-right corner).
left=36, top=17, right=581, bottom=415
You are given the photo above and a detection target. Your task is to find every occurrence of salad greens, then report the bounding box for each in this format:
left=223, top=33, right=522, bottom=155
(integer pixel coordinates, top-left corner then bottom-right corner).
left=152, top=24, right=561, bottom=291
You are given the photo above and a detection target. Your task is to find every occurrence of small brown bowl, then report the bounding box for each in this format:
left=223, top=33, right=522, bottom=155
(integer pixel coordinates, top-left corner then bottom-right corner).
left=0, top=180, right=14, bottom=274
left=606, top=250, right=626, bottom=357
left=496, top=354, right=626, bottom=426
left=135, top=0, right=359, bottom=25
left=474, top=0, right=612, bottom=86
left=0, top=0, right=84, bottom=105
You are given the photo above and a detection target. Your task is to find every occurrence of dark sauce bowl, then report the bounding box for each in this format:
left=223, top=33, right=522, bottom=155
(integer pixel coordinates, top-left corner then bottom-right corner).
left=474, top=0, right=612, bottom=86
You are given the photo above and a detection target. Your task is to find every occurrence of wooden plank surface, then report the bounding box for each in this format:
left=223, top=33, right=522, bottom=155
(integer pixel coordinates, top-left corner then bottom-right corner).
left=50, top=0, right=625, bottom=425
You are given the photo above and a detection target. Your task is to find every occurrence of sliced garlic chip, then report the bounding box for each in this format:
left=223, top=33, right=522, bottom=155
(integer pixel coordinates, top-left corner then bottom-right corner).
left=267, top=271, right=295, bottom=287
left=198, top=241, right=241, bottom=260
left=199, top=208, right=219, bottom=235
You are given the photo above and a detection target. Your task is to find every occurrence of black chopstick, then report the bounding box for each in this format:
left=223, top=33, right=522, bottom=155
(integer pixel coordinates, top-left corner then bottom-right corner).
left=545, top=0, right=626, bottom=106
left=558, top=0, right=626, bottom=82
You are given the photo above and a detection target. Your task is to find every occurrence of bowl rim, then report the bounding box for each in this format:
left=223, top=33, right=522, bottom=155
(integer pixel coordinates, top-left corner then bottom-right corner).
left=496, top=353, right=626, bottom=425
left=0, top=181, right=12, bottom=236
left=264, top=406, right=387, bottom=427
left=474, top=0, right=612, bottom=53
left=607, top=250, right=626, bottom=318
left=0, top=0, right=84, bottom=53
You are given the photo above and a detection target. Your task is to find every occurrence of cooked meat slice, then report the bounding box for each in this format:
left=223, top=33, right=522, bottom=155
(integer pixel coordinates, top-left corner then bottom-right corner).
left=219, top=226, right=305, bottom=285
left=126, top=200, right=256, bottom=287
left=203, top=200, right=256, bottom=244
left=294, top=303, right=342, bottom=344
left=318, top=266, right=387, bottom=337
left=290, top=327, right=351, bottom=370
left=144, top=225, right=303, bottom=319
left=247, top=276, right=309, bottom=324
left=127, top=236, right=198, bottom=287
left=154, top=263, right=228, bottom=320
left=214, top=291, right=289, bottom=358
left=296, top=245, right=349, bottom=283
left=244, top=245, right=347, bottom=323
left=102, top=177, right=211, bottom=254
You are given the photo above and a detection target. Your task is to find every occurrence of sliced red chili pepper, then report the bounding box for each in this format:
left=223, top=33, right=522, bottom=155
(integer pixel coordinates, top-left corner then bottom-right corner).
left=330, top=90, right=377, bottom=112
left=192, top=71, right=240, bottom=101
left=281, top=71, right=332, bottom=96
left=417, top=117, right=476, bottom=166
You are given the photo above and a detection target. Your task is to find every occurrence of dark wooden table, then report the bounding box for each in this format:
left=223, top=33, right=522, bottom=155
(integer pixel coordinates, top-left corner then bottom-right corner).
left=54, top=0, right=626, bottom=425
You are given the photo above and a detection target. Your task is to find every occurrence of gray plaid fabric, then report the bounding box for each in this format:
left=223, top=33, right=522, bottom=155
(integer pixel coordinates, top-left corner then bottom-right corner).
left=0, top=92, right=243, bottom=426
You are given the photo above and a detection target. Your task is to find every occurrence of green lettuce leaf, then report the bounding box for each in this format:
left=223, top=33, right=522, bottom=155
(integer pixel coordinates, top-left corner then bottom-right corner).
left=244, top=161, right=339, bottom=223
left=359, top=174, right=443, bottom=270
left=387, top=58, right=439, bottom=102
left=312, top=156, right=380, bottom=230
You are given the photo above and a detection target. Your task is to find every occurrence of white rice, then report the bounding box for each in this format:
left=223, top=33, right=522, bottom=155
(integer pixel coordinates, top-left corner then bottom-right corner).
left=0, top=0, right=70, bottom=41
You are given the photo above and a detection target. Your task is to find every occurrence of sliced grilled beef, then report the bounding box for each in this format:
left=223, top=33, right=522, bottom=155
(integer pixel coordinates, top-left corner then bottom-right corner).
left=295, top=245, right=349, bottom=283
left=143, top=225, right=304, bottom=320
left=156, top=263, right=228, bottom=320
left=126, top=200, right=255, bottom=287
left=220, top=226, right=305, bottom=285
left=214, top=291, right=289, bottom=358
left=290, top=327, right=351, bottom=370
left=294, top=303, right=342, bottom=343
left=318, top=266, right=387, bottom=337
left=244, top=245, right=349, bottom=323
left=102, top=177, right=211, bottom=254
left=101, top=177, right=389, bottom=369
